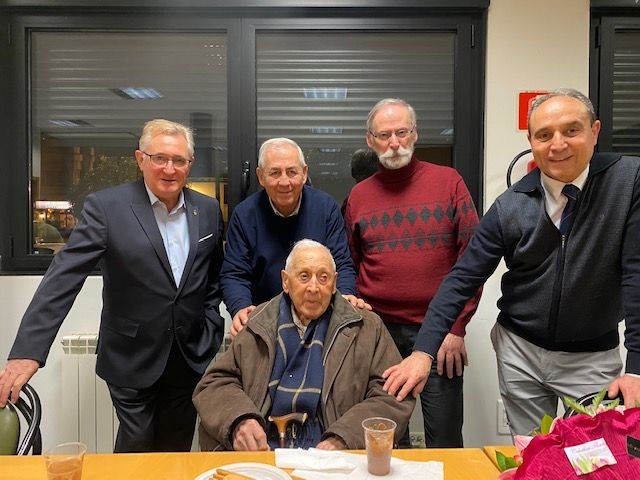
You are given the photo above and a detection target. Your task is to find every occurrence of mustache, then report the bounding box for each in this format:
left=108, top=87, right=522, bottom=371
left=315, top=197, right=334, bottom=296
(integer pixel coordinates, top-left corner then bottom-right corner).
left=377, top=145, right=414, bottom=169
left=378, top=145, right=413, bottom=160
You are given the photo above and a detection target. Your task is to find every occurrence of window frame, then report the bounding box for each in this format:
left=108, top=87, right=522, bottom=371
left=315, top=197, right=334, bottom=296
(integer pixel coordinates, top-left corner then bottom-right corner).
left=239, top=14, right=486, bottom=208
left=590, top=4, right=640, bottom=152
left=0, top=2, right=487, bottom=273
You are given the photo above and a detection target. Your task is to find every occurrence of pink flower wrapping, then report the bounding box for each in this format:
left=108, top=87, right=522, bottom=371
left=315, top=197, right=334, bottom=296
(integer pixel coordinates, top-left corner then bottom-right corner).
left=513, top=434, right=533, bottom=455
left=512, top=407, right=640, bottom=479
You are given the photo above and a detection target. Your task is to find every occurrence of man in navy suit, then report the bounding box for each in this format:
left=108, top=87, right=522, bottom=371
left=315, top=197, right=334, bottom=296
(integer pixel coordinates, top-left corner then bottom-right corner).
left=0, top=119, right=225, bottom=452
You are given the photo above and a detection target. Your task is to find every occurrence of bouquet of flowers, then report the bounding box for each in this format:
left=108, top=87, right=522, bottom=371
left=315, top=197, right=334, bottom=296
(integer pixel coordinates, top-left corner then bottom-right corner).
left=496, top=390, right=640, bottom=479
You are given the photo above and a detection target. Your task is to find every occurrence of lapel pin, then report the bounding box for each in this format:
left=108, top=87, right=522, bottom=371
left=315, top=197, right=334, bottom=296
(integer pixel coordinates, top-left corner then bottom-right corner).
left=193, top=209, right=198, bottom=216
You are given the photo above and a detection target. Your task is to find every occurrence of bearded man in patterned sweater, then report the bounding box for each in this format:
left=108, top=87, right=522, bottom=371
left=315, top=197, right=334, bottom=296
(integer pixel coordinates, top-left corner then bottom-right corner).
left=344, top=98, right=481, bottom=447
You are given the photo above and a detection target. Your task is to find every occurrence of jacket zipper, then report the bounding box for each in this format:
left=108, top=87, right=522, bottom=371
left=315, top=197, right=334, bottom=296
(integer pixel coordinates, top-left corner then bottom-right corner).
left=321, top=316, right=361, bottom=410
left=322, top=316, right=361, bottom=366
left=548, top=232, right=569, bottom=341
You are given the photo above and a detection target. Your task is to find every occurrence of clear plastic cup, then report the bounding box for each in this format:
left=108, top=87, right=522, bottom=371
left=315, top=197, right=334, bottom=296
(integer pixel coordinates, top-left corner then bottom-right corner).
left=44, top=442, right=87, bottom=480
left=362, top=417, right=396, bottom=476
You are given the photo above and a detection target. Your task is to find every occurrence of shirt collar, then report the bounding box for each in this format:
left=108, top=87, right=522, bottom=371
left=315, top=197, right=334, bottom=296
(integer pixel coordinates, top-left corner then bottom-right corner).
left=144, top=183, right=186, bottom=214
left=288, top=296, right=335, bottom=338
left=540, top=165, right=589, bottom=203
left=290, top=305, right=308, bottom=338
left=269, top=190, right=303, bottom=218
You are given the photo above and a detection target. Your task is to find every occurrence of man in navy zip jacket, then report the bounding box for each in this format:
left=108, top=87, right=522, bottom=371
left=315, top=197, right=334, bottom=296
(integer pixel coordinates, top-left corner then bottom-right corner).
left=383, top=89, right=640, bottom=435
left=221, top=137, right=367, bottom=336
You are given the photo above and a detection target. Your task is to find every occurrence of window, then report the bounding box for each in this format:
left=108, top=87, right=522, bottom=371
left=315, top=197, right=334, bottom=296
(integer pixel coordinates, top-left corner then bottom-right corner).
left=0, top=3, right=486, bottom=272
left=256, top=31, right=455, bottom=203
left=590, top=7, right=640, bottom=156
left=31, top=31, right=229, bottom=254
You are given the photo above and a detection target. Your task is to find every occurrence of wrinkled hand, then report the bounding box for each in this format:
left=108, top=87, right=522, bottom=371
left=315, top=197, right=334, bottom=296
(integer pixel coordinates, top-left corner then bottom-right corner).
left=342, top=294, right=372, bottom=311
left=0, top=359, right=39, bottom=407
left=315, top=435, right=347, bottom=450
left=607, top=374, right=640, bottom=407
left=232, top=418, right=269, bottom=451
left=230, top=306, right=256, bottom=337
left=382, top=351, right=432, bottom=401
left=436, top=333, right=468, bottom=378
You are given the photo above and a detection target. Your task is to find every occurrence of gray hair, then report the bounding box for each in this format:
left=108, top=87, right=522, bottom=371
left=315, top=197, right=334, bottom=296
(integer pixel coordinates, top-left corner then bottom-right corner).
left=528, top=89, right=597, bottom=132
left=258, top=137, right=306, bottom=169
left=366, top=98, right=417, bottom=132
left=139, top=119, right=195, bottom=159
left=284, top=239, right=336, bottom=273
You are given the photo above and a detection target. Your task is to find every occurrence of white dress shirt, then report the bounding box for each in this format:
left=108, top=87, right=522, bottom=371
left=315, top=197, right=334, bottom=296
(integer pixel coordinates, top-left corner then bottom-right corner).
left=145, top=186, right=189, bottom=287
left=540, top=166, right=589, bottom=229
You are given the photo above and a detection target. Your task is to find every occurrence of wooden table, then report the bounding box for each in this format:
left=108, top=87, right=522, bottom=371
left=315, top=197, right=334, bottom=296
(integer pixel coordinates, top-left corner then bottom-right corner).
left=0, top=449, right=499, bottom=479
left=483, top=445, right=518, bottom=469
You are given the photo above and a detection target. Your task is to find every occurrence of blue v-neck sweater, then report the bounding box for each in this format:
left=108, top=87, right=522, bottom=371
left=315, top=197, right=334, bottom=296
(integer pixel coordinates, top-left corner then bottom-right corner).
left=221, top=185, right=356, bottom=316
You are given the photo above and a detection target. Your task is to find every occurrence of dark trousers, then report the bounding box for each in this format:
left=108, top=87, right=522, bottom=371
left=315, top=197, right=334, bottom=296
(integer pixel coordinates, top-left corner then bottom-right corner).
left=384, top=322, right=464, bottom=448
left=107, top=342, right=201, bottom=452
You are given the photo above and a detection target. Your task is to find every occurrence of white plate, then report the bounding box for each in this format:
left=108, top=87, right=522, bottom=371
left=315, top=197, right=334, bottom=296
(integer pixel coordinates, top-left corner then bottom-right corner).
left=194, top=462, right=292, bottom=480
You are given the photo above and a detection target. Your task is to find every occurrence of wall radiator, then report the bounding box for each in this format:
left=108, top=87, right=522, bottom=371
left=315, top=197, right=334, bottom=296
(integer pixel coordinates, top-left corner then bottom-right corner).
left=61, top=334, right=118, bottom=453
left=61, top=333, right=230, bottom=453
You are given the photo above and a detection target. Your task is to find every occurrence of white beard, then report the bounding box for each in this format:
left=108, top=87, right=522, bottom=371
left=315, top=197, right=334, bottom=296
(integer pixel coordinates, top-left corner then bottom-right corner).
left=377, top=145, right=413, bottom=170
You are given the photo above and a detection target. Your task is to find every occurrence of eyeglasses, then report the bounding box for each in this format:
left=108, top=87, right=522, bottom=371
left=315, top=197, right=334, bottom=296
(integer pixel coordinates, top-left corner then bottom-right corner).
left=368, top=125, right=416, bottom=142
left=142, top=151, right=192, bottom=168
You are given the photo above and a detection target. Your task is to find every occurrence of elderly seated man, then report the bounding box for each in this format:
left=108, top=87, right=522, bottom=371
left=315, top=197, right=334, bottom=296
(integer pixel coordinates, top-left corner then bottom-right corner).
left=194, top=239, right=414, bottom=451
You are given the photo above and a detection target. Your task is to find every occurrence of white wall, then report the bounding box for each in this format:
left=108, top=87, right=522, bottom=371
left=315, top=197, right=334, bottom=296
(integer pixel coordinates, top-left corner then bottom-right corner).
left=0, top=276, right=104, bottom=449
left=0, top=0, right=594, bottom=451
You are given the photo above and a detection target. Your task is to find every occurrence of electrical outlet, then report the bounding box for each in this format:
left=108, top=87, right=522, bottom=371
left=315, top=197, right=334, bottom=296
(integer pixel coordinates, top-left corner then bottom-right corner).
left=409, top=431, right=425, bottom=448
left=497, top=399, right=511, bottom=435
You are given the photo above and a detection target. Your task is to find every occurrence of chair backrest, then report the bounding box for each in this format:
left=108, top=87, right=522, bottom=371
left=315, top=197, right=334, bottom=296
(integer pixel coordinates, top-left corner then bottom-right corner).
left=506, top=148, right=535, bottom=187
left=0, top=403, right=20, bottom=454
left=0, top=384, right=42, bottom=455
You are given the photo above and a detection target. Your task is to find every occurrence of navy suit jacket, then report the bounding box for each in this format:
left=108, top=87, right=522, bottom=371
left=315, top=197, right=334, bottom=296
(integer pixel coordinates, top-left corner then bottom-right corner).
left=9, top=180, right=225, bottom=389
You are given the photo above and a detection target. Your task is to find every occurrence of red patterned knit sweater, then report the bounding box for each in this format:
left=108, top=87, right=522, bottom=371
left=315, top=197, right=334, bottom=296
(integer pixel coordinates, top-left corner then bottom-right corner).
left=345, top=156, right=481, bottom=335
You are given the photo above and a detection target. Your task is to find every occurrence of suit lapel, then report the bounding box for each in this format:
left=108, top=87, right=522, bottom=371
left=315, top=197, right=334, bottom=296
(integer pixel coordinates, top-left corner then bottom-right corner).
left=130, top=182, right=174, bottom=284
left=179, top=189, right=200, bottom=293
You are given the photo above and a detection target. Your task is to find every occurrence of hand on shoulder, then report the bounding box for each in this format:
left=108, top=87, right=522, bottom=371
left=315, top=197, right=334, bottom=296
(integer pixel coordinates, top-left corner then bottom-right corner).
left=342, top=294, right=372, bottom=311
left=230, top=306, right=256, bottom=337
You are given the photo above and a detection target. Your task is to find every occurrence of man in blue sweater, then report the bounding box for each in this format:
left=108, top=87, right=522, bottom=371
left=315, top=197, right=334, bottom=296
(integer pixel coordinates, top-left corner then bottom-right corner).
left=221, top=137, right=367, bottom=335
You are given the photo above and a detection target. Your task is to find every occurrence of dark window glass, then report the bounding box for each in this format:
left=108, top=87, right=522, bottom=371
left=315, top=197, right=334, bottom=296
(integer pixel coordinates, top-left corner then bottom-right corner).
left=31, top=31, right=228, bottom=254
left=0, top=6, right=485, bottom=272
left=611, top=30, right=640, bottom=155
left=256, top=32, right=454, bottom=204
left=591, top=13, right=640, bottom=157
